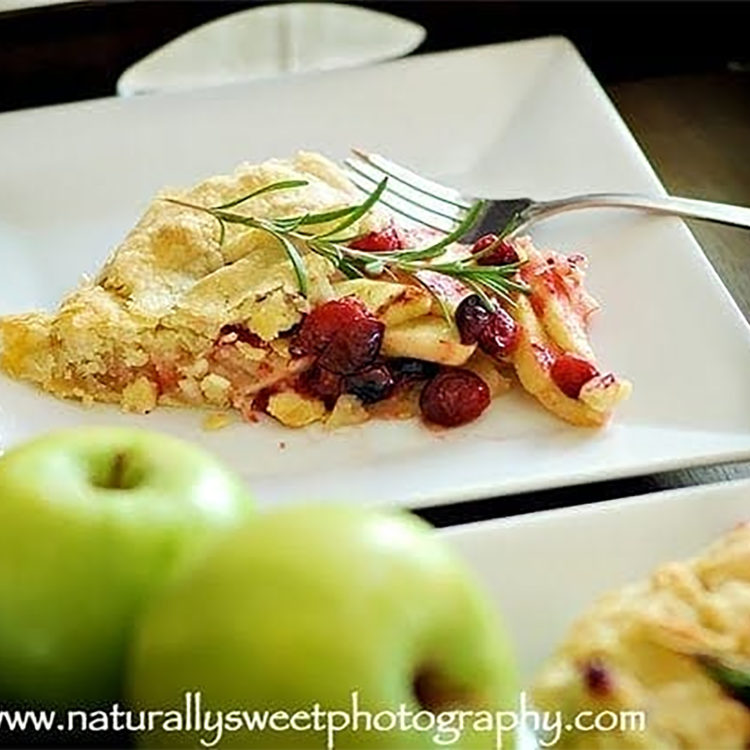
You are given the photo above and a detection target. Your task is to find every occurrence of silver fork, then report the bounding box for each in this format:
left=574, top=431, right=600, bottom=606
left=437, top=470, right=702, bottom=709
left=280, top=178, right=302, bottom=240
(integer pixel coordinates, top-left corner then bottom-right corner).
left=344, top=148, right=750, bottom=239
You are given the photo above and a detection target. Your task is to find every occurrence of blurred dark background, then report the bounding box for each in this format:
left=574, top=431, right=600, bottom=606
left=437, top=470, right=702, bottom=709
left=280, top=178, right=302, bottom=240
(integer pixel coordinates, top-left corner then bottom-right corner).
left=0, top=0, right=748, bottom=113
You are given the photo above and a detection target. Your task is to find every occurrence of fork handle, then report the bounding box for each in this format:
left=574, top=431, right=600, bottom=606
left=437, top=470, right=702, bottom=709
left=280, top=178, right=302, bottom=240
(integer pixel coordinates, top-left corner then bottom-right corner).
left=524, top=193, right=750, bottom=231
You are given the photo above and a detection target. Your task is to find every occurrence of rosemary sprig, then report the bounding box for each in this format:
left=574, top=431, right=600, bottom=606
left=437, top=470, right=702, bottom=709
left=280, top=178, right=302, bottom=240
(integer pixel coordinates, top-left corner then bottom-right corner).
left=698, top=655, right=750, bottom=708
left=164, top=179, right=529, bottom=311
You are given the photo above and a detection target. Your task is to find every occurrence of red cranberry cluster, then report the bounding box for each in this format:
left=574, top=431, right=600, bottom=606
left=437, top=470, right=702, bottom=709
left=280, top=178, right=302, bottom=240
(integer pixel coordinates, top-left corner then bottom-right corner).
left=291, top=298, right=393, bottom=407
left=443, top=235, right=522, bottom=362
left=281, top=232, right=527, bottom=427
left=454, top=295, right=519, bottom=361
left=289, top=298, right=494, bottom=427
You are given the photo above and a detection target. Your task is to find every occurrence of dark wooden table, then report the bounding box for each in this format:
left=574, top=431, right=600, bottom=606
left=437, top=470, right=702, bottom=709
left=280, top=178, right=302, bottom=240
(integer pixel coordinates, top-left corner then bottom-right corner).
left=1, top=2, right=749, bottom=528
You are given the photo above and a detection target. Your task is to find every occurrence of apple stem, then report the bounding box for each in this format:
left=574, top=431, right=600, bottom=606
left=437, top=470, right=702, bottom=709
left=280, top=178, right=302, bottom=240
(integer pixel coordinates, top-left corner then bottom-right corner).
left=110, top=452, right=127, bottom=489
left=413, top=668, right=482, bottom=712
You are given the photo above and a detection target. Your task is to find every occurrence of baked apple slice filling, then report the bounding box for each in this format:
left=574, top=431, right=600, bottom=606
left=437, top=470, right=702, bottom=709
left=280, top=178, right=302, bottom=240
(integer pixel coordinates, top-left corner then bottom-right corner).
left=512, top=240, right=631, bottom=426
left=0, top=152, right=630, bottom=430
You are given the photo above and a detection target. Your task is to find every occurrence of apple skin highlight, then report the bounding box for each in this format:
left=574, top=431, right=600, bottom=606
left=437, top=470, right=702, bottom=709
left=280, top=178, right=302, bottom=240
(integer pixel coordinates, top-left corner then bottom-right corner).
left=0, top=426, right=255, bottom=709
left=129, top=503, right=518, bottom=748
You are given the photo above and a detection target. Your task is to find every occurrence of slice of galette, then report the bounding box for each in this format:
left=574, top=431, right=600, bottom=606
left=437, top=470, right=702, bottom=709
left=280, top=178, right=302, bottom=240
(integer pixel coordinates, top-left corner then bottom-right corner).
left=0, top=152, right=630, bottom=429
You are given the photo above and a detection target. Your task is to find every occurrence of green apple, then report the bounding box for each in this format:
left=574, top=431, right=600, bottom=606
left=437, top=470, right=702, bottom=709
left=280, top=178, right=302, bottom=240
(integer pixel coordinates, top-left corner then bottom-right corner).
left=129, top=504, right=517, bottom=748
left=0, top=426, right=254, bottom=709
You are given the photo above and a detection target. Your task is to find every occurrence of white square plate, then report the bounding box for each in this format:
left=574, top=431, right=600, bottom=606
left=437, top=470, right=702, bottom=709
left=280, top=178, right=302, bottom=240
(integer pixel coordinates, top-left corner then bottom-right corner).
left=1, top=37, right=749, bottom=508
left=443, top=478, right=750, bottom=685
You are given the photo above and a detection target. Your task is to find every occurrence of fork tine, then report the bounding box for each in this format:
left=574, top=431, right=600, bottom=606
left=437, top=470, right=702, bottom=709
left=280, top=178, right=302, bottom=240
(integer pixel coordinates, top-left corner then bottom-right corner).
left=351, top=148, right=474, bottom=210
left=345, top=169, right=458, bottom=233
left=344, top=158, right=468, bottom=224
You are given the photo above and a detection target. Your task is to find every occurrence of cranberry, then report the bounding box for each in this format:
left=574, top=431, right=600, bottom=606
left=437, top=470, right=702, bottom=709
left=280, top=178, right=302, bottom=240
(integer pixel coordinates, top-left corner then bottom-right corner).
left=349, top=223, right=405, bottom=251
left=471, top=233, right=499, bottom=255
left=550, top=353, right=599, bottom=399
left=471, top=234, right=519, bottom=266
left=290, top=297, right=369, bottom=356
left=345, top=363, right=395, bottom=404
left=389, top=358, right=440, bottom=382
left=420, top=369, right=490, bottom=427
left=582, top=658, right=613, bottom=697
left=478, top=308, right=519, bottom=360
left=298, top=364, right=344, bottom=408
left=318, top=317, right=385, bottom=375
left=455, top=295, right=492, bottom=345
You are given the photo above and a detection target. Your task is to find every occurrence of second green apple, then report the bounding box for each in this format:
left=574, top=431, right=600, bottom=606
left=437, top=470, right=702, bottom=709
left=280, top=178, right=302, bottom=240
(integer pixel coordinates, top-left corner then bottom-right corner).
left=129, top=503, right=517, bottom=748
